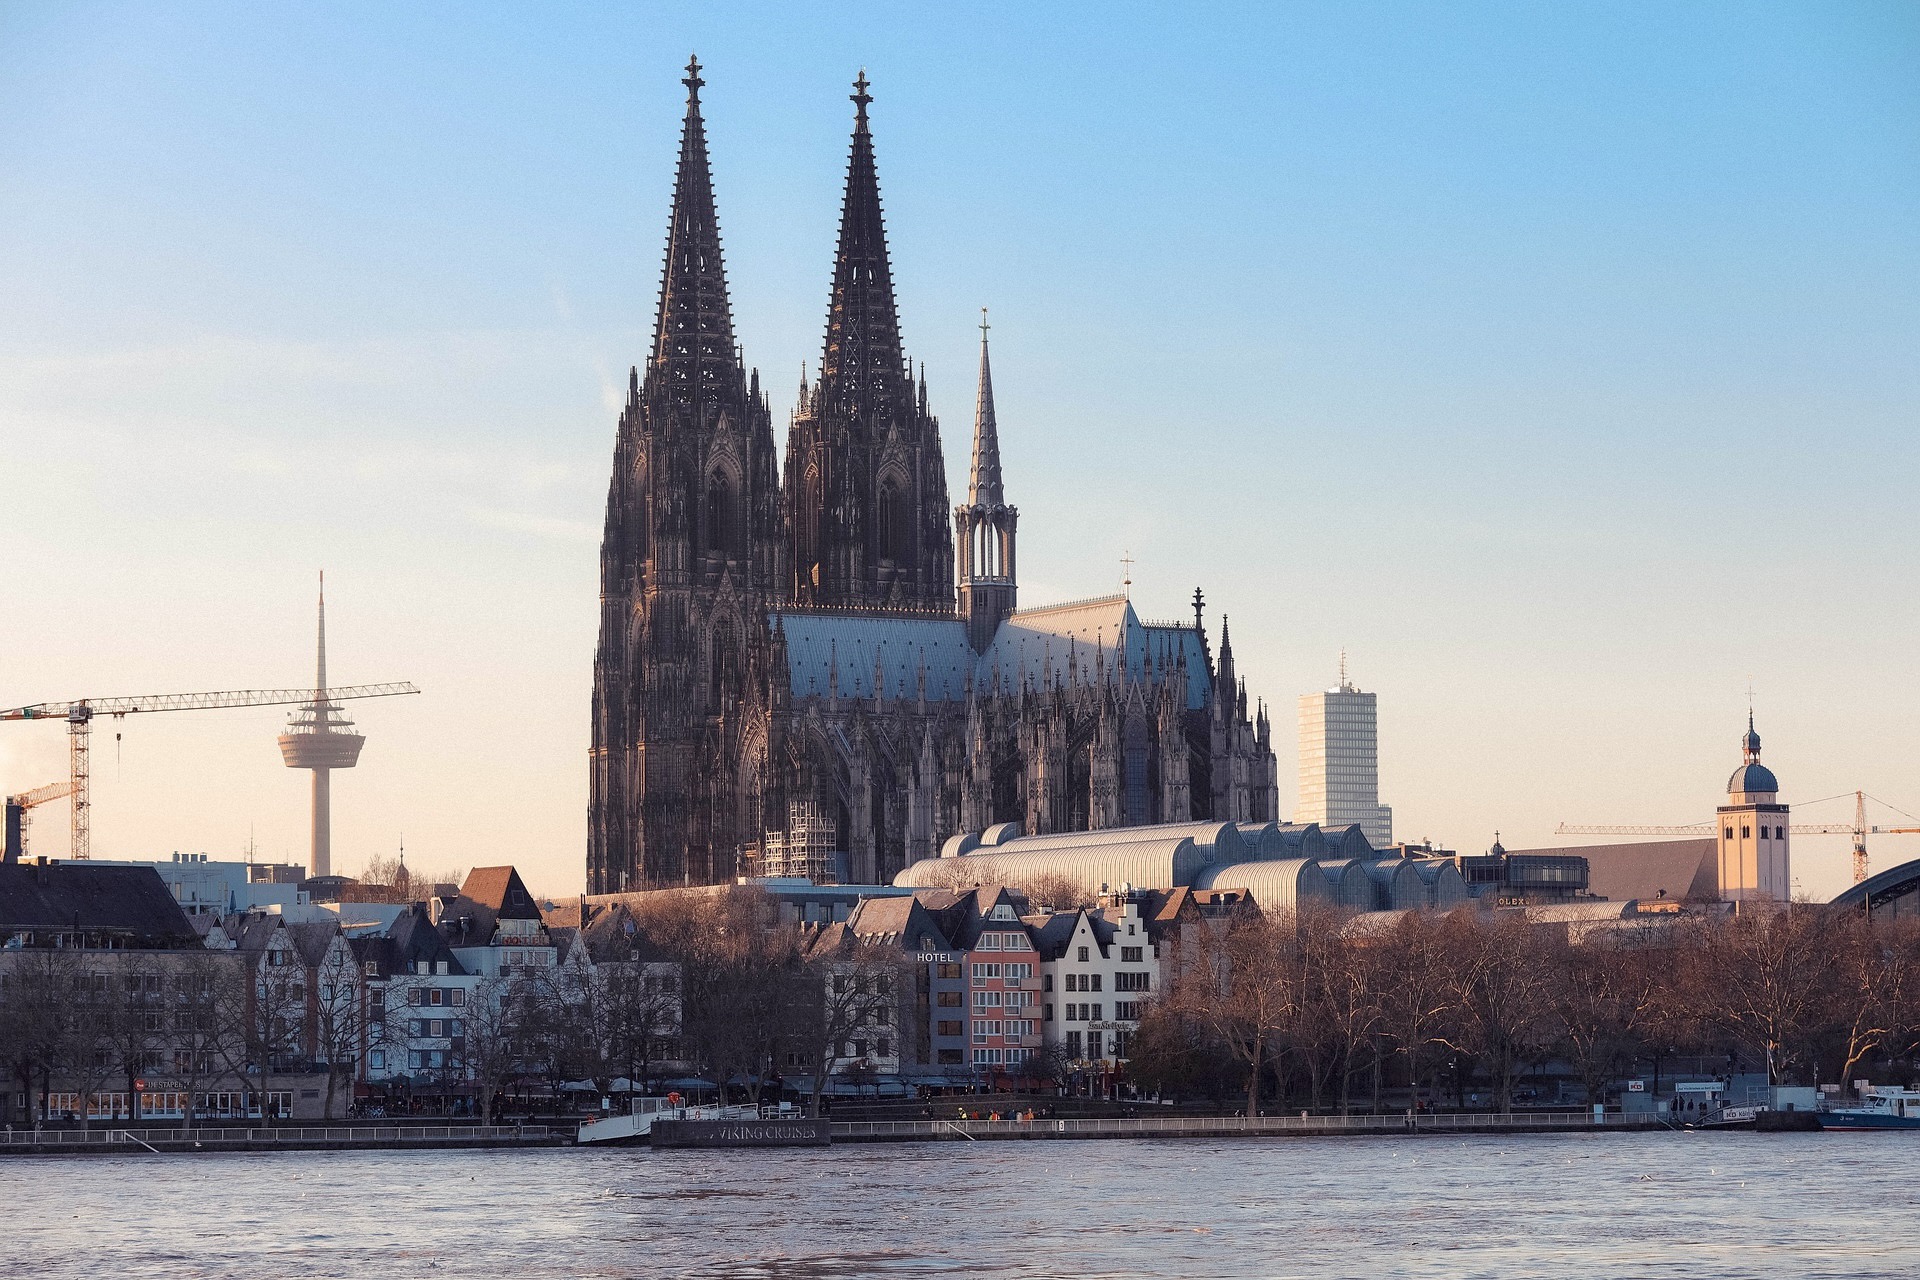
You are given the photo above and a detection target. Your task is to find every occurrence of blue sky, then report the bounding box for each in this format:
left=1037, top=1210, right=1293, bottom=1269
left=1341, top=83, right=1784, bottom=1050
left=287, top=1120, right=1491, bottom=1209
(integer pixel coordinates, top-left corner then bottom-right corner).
left=2, top=2, right=1916, bottom=896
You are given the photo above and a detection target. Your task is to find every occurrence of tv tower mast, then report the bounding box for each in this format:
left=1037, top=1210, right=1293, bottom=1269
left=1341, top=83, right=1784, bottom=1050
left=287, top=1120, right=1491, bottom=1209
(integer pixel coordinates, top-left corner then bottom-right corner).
left=278, top=573, right=367, bottom=878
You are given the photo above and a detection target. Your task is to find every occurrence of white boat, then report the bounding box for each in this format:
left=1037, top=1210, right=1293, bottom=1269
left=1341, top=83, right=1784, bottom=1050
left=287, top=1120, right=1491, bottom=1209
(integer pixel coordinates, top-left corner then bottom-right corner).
left=1822, top=1086, right=1920, bottom=1131
left=576, top=1096, right=763, bottom=1145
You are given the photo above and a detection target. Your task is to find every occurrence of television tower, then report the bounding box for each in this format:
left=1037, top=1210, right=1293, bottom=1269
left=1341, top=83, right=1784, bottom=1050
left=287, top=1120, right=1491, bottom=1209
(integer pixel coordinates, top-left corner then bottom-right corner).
left=278, top=573, right=366, bottom=878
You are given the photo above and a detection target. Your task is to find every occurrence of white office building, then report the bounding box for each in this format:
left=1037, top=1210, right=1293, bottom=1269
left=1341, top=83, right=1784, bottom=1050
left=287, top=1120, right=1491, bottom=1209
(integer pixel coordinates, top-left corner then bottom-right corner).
left=1296, top=660, right=1393, bottom=849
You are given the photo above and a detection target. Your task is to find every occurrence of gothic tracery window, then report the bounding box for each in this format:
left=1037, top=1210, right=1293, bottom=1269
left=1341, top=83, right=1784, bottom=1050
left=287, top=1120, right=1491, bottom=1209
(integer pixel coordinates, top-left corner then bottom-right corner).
left=877, top=477, right=909, bottom=564
left=706, top=470, right=740, bottom=556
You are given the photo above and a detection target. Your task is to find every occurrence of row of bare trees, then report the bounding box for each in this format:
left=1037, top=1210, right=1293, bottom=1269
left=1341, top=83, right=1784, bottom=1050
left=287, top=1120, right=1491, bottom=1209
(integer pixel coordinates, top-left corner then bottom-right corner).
left=0, top=947, right=345, bottom=1128
left=1136, top=903, right=1920, bottom=1117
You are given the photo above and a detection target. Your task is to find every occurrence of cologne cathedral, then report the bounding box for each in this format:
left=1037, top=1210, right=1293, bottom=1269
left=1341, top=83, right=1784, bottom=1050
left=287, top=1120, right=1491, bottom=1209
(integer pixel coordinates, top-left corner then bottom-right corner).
left=588, top=61, right=1278, bottom=893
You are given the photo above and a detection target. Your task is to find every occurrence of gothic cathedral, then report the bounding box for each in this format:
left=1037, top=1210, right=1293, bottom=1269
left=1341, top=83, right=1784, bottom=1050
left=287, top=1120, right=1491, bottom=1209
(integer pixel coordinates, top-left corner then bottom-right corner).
left=589, top=62, right=1277, bottom=892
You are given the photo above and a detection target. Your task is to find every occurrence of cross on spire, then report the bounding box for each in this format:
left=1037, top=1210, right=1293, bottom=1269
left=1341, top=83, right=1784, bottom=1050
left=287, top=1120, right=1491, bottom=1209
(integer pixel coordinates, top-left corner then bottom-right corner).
left=683, top=54, right=703, bottom=98
left=852, top=69, right=872, bottom=122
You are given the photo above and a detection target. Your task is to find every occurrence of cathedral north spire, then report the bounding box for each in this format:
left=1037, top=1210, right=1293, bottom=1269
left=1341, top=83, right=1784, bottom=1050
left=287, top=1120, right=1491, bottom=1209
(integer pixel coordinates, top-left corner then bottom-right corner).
left=650, top=54, right=737, bottom=403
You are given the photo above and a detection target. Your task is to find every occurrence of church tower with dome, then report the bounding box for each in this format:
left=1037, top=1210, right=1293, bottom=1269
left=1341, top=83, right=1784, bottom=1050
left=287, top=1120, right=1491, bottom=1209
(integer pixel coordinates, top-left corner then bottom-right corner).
left=1716, top=713, right=1790, bottom=903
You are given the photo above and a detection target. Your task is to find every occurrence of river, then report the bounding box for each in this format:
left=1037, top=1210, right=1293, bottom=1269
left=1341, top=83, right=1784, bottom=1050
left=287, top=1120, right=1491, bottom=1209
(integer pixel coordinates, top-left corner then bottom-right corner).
left=5, top=1132, right=1916, bottom=1278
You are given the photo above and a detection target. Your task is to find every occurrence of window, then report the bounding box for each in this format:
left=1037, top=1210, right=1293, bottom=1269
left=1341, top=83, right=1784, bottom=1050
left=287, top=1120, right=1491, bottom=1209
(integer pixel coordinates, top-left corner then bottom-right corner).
left=1089, top=975, right=1102, bottom=992
left=451, top=989, right=465, bottom=1007
left=979, top=934, right=1001, bottom=951
left=364, top=961, right=380, bottom=977
left=1065, top=1031, right=1082, bottom=1058
left=877, top=1038, right=892, bottom=1058
left=706, top=470, right=739, bottom=555
left=1116, top=1001, right=1140, bottom=1021
left=1091, top=1004, right=1102, bottom=1021
left=429, top=988, right=445, bottom=1007
left=877, top=478, right=908, bottom=562
left=974, top=990, right=1002, bottom=1009
left=936, top=962, right=963, bottom=979
left=1121, top=947, right=1143, bottom=963
left=1116, top=972, right=1150, bottom=992
left=1042, top=974, right=1054, bottom=992
left=1741, top=825, right=1751, bottom=839
left=971, top=963, right=1001, bottom=984
left=370, top=1050, right=385, bottom=1071
left=937, top=1020, right=964, bottom=1037
left=408, top=988, right=423, bottom=1006
left=1044, top=1004, right=1054, bottom=1022
left=937, top=990, right=963, bottom=1008
left=1724, top=827, right=1734, bottom=839
left=972, top=1048, right=1002, bottom=1066
left=1077, top=946, right=1089, bottom=962
left=1086, top=1030, right=1103, bottom=1059
left=938, top=1048, right=964, bottom=1065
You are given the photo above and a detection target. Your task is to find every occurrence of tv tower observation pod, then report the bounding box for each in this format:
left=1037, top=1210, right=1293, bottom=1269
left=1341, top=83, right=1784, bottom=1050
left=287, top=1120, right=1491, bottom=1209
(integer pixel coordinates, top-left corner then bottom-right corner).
left=279, top=575, right=367, bottom=878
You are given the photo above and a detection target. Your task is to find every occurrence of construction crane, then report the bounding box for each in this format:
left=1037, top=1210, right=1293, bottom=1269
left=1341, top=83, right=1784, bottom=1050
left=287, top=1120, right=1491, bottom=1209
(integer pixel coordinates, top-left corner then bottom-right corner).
left=0, top=682, right=418, bottom=860
left=1559, top=790, right=1920, bottom=884
left=3, top=780, right=73, bottom=863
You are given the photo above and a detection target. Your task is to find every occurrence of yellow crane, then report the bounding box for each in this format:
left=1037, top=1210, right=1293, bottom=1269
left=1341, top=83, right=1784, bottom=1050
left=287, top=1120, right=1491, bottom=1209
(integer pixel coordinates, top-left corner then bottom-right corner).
left=1559, top=791, right=1920, bottom=883
left=0, top=683, right=418, bottom=860
left=3, top=780, right=74, bottom=862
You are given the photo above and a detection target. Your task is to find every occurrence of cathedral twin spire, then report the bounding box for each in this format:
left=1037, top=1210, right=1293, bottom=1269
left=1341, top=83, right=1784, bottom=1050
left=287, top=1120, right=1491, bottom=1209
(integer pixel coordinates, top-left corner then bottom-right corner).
left=817, top=71, right=913, bottom=431
left=651, top=57, right=738, bottom=409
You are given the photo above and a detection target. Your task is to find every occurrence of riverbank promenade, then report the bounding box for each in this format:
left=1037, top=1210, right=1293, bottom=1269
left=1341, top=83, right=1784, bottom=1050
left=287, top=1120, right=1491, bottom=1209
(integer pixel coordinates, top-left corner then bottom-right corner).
left=0, top=1123, right=564, bottom=1155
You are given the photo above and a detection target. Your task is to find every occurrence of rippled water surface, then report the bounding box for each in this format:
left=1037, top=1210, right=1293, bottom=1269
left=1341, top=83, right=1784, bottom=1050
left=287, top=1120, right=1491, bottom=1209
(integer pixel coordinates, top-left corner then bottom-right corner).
left=7, top=1132, right=1919, bottom=1278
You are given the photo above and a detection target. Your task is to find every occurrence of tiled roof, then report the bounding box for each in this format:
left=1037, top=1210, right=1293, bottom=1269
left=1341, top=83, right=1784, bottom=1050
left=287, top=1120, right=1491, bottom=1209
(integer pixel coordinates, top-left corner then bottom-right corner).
left=776, top=614, right=973, bottom=701
left=774, top=594, right=1212, bottom=709
left=0, top=862, right=200, bottom=945
left=460, top=866, right=540, bottom=920
left=1509, top=839, right=1717, bottom=904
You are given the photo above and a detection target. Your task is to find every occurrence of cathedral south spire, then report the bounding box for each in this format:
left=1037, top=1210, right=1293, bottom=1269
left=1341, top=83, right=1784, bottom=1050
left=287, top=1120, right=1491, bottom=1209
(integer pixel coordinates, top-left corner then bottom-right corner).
left=957, top=309, right=1017, bottom=651
left=817, top=69, right=908, bottom=427
left=782, top=71, right=954, bottom=612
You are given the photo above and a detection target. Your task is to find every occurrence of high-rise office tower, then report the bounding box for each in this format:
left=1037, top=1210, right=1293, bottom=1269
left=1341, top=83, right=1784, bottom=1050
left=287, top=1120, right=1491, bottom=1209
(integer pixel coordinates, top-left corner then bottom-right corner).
left=1296, top=656, right=1392, bottom=848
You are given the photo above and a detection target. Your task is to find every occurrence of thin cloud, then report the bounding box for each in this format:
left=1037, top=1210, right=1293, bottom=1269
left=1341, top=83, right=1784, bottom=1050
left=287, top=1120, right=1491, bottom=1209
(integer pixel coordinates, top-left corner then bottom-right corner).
left=467, top=507, right=599, bottom=543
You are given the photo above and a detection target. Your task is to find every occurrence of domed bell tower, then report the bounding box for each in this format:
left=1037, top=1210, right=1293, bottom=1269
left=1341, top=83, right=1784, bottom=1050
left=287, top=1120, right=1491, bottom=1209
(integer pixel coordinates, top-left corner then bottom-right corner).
left=1717, top=713, right=1790, bottom=904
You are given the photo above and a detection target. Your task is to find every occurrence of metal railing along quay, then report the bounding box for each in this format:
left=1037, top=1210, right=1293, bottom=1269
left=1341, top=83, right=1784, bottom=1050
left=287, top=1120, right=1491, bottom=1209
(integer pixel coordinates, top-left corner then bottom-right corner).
left=831, top=1111, right=1651, bottom=1142
left=0, top=1123, right=561, bottom=1151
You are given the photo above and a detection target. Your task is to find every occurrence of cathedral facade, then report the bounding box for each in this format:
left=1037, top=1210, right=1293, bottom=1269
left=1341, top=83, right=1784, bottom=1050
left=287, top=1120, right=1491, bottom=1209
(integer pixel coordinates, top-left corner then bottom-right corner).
left=588, top=62, right=1278, bottom=893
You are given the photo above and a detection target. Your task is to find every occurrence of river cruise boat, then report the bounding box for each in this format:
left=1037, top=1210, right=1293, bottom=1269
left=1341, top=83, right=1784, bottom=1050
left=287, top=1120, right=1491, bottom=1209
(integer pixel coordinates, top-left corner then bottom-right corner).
left=577, top=1096, right=760, bottom=1145
left=1821, top=1086, right=1920, bottom=1131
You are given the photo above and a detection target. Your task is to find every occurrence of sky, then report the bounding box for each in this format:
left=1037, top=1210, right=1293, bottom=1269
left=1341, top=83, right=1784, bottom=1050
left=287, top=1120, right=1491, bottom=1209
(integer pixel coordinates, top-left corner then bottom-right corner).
left=1, top=1, right=1916, bottom=899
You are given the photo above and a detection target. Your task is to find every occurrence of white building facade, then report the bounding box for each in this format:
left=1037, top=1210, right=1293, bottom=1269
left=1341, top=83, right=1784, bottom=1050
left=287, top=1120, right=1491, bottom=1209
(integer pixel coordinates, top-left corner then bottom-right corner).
left=1297, top=664, right=1393, bottom=848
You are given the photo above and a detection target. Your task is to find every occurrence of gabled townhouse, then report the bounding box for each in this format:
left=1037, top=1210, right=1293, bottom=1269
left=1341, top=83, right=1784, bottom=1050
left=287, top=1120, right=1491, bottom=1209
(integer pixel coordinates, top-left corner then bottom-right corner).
left=351, top=903, right=480, bottom=1109
left=1028, top=893, right=1161, bottom=1076
left=794, top=894, right=965, bottom=1093
left=437, top=867, right=559, bottom=982
left=923, top=887, right=1043, bottom=1086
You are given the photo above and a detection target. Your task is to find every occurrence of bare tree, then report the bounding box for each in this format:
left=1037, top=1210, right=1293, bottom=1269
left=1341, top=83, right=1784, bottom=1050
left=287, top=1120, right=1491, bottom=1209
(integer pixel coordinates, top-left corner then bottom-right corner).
left=1012, top=873, right=1094, bottom=913
left=1169, top=909, right=1302, bottom=1118
left=1439, top=911, right=1555, bottom=1112
left=312, top=941, right=371, bottom=1120
left=1683, top=905, right=1835, bottom=1086
left=797, top=937, right=910, bottom=1115
left=1824, top=913, right=1920, bottom=1094
left=215, top=939, right=308, bottom=1125
left=1372, top=911, right=1458, bottom=1110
